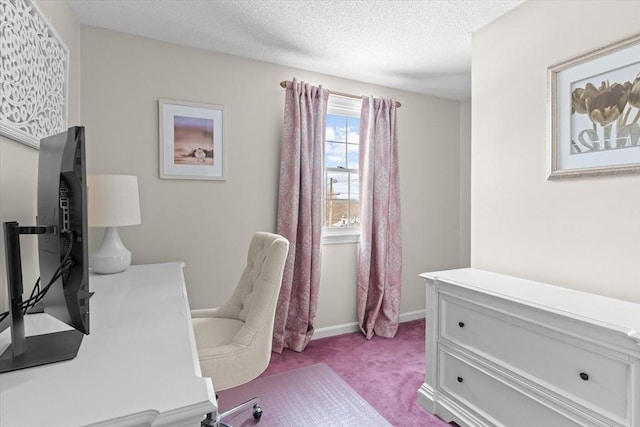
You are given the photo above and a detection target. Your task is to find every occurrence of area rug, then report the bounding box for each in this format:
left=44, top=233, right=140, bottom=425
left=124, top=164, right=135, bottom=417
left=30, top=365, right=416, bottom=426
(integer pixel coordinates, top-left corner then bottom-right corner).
left=216, top=363, right=392, bottom=426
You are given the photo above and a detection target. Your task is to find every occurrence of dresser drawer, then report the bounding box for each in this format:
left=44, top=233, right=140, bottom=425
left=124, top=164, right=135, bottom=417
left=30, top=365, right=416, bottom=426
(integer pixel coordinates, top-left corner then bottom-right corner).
left=440, top=294, right=629, bottom=421
left=439, top=350, right=581, bottom=427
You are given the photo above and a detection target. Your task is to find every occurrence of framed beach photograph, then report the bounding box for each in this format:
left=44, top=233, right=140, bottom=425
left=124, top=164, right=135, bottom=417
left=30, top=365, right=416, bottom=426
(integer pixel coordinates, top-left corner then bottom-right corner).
left=159, top=99, right=226, bottom=180
left=547, top=35, right=640, bottom=179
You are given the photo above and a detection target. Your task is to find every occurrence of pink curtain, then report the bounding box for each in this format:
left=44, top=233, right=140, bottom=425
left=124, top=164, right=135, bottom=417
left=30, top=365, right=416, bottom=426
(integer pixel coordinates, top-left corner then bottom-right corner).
left=358, top=96, right=402, bottom=339
left=273, top=80, right=329, bottom=353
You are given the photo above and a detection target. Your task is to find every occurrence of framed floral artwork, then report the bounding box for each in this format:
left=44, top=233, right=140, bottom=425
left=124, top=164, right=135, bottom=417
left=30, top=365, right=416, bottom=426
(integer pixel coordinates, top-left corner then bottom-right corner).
left=159, top=99, right=226, bottom=180
left=547, top=35, right=640, bottom=179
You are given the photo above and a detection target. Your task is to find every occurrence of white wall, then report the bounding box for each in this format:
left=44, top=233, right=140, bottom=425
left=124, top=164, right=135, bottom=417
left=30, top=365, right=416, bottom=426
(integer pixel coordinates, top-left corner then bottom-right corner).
left=79, top=26, right=466, bottom=329
left=472, top=0, right=640, bottom=302
left=0, top=0, right=81, bottom=315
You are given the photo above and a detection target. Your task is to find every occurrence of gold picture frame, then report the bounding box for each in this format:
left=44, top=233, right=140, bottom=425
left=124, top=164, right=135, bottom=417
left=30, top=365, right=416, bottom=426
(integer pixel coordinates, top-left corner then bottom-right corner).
left=547, top=34, right=640, bottom=179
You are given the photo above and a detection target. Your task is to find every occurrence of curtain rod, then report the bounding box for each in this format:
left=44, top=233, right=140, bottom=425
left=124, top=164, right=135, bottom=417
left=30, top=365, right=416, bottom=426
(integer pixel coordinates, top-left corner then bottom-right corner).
left=279, top=81, right=401, bottom=108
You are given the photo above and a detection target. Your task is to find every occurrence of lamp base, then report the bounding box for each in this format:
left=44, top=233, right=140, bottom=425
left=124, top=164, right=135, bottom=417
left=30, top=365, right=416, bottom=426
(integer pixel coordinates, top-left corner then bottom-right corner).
left=90, top=227, right=132, bottom=274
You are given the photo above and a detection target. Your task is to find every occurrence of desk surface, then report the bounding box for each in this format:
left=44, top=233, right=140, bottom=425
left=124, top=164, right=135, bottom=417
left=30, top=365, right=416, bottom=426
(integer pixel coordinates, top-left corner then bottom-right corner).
left=0, top=262, right=216, bottom=427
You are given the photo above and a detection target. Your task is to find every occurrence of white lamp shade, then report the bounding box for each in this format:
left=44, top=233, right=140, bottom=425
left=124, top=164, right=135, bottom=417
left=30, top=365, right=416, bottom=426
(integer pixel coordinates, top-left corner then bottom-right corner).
left=88, top=175, right=141, bottom=227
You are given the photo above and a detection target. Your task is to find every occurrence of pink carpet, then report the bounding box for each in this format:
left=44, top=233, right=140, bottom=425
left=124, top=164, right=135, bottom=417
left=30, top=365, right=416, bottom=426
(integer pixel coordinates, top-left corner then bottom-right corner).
left=257, top=319, right=448, bottom=426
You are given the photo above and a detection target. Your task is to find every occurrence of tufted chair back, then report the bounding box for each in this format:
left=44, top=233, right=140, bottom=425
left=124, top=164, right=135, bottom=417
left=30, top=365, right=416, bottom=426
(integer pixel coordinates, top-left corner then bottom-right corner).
left=192, top=232, right=289, bottom=391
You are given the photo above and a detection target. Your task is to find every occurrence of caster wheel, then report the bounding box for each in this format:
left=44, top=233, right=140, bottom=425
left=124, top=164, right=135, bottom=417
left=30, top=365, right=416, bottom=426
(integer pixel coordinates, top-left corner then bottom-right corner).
left=252, top=404, right=263, bottom=420
left=201, top=413, right=216, bottom=427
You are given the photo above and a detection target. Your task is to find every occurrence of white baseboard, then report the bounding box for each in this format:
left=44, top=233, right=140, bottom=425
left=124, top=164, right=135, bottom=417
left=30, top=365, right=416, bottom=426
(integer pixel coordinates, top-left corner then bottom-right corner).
left=312, top=322, right=360, bottom=340
left=399, top=309, right=427, bottom=322
left=311, top=309, right=425, bottom=340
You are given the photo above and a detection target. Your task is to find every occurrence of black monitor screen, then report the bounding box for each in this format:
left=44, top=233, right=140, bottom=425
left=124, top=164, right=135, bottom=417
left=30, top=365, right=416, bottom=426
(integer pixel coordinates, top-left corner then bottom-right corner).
left=38, top=126, right=90, bottom=334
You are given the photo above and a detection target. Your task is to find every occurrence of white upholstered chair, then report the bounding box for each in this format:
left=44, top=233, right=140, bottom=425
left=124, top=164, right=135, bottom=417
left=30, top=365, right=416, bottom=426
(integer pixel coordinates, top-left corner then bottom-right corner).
left=192, top=232, right=289, bottom=427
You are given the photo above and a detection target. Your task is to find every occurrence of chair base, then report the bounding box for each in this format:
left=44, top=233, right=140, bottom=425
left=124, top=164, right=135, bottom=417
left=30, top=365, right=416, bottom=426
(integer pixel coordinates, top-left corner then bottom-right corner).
left=202, top=397, right=262, bottom=427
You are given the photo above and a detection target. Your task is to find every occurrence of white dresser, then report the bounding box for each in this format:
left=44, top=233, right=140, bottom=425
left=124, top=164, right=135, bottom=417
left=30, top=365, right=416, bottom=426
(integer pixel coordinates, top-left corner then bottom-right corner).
left=0, top=263, right=216, bottom=427
left=418, top=268, right=640, bottom=427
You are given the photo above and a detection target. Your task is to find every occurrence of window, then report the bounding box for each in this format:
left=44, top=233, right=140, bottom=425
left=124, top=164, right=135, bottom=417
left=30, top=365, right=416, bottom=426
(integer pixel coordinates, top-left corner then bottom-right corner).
left=323, top=95, right=362, bottom=244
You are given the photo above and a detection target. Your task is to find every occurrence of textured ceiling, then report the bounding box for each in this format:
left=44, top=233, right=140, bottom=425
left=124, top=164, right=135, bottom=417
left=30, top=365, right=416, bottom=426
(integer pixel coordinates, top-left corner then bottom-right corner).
left=67, top=0, right=524, bottom=100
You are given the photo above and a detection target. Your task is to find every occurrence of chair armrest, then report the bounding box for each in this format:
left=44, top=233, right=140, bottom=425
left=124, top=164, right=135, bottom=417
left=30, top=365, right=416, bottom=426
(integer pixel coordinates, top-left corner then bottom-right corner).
left=191, top=307, right=222, bottom=318
left=197, top=343, right=248, bottom=359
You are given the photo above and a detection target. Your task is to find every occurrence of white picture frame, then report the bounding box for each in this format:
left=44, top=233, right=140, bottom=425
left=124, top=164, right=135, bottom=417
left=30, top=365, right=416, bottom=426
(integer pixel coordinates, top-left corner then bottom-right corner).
left=547, top=34, right=640, bottom=179
left=159, top=99, right=226, bottom=180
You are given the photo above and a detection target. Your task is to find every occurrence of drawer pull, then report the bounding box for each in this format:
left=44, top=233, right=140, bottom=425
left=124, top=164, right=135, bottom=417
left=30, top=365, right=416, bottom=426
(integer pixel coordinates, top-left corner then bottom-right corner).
left=579, top=372, right=589, bottom=381
left=458, top=322, right=465, bottom=328
left=457, top=376, right=464, bottom=383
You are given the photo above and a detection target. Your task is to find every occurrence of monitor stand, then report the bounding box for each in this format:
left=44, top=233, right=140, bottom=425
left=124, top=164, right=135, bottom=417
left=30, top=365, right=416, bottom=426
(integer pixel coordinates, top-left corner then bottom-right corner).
left=0, top=222, right=83, bottom=373
left=0, top=330, right=83, bottom=373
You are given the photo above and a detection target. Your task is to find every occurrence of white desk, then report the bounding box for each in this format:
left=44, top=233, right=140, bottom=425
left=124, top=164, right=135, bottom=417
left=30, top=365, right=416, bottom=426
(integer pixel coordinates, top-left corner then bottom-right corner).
left=0, top=263, right=216, bottom=427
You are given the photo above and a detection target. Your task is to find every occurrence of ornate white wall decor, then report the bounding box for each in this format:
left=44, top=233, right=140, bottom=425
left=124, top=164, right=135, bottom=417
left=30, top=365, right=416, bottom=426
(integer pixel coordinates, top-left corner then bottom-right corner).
left=0, top=0, right=69, bottom=149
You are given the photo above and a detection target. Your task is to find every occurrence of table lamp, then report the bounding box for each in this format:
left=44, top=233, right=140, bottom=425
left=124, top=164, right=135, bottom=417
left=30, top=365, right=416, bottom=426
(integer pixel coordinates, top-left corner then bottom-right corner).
left=88, top=175, right=141, bottom=274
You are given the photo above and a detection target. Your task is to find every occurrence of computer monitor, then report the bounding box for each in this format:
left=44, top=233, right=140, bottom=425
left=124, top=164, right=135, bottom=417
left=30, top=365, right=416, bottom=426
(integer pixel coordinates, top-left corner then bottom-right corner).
left=0, top=126, right=90, bottom=373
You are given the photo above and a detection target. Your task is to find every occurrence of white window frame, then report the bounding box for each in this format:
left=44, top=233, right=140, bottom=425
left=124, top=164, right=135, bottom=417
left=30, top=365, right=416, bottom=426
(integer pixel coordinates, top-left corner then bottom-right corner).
left=323, top=95, right=362, bottom=245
